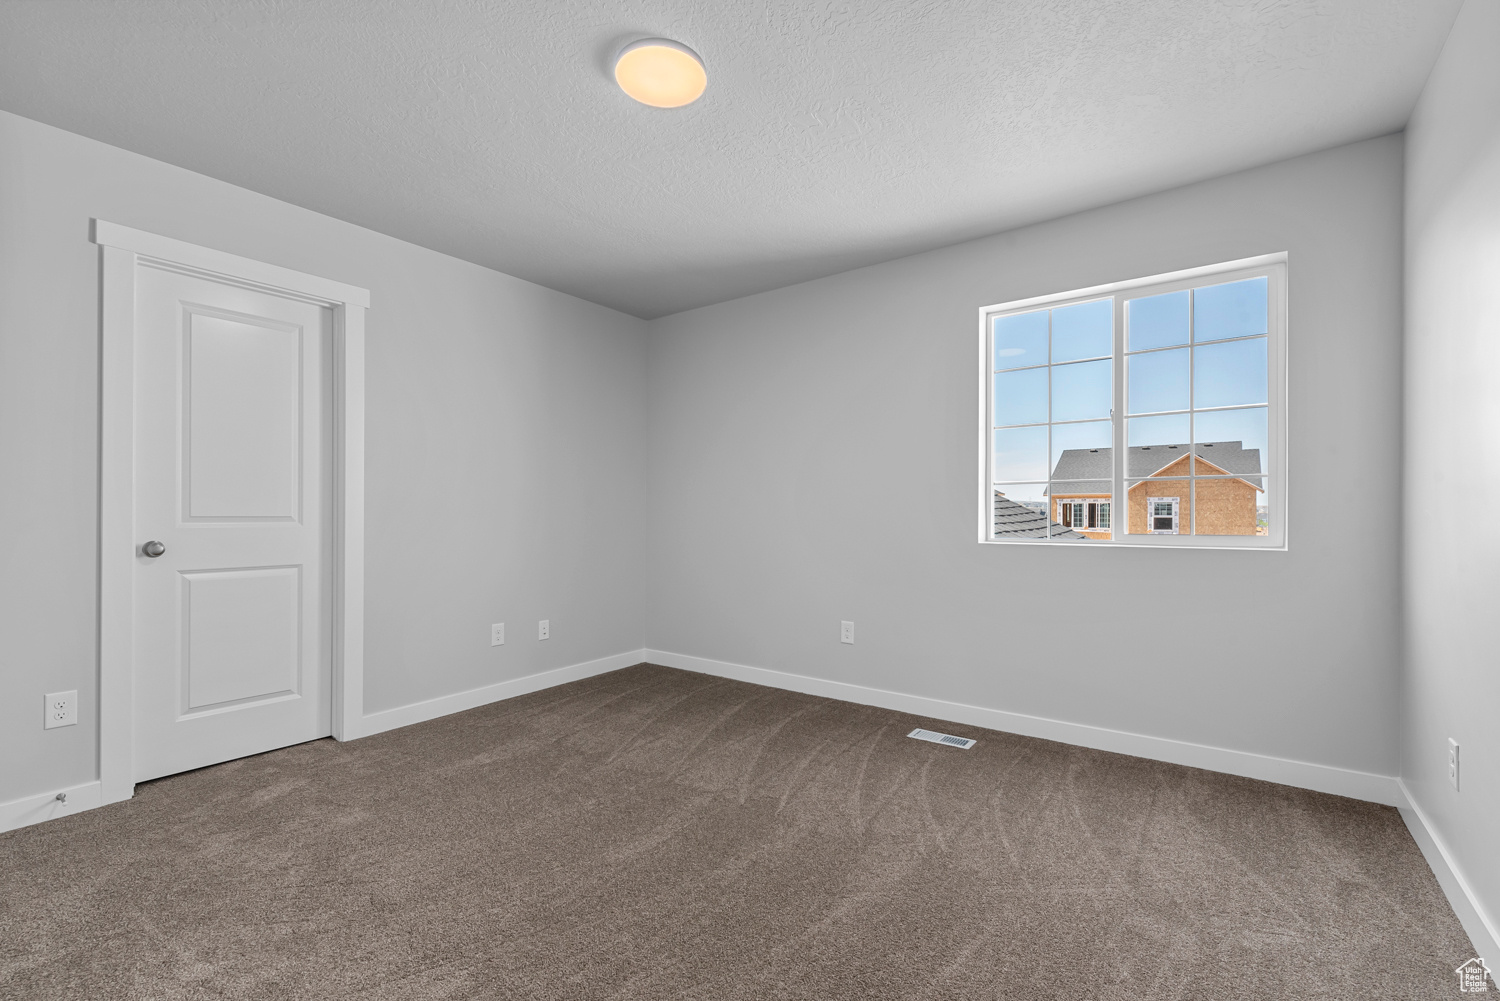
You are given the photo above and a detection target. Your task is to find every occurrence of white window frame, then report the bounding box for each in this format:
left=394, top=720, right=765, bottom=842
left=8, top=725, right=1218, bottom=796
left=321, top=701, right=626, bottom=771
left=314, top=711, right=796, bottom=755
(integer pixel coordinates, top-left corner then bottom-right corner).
left=977, top=253, right=1288, bottom=550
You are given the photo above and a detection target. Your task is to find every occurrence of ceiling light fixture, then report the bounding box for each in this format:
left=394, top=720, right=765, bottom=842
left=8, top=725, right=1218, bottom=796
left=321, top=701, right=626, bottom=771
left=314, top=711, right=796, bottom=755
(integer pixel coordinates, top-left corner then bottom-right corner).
left=614, top=38, right=707, bottom=108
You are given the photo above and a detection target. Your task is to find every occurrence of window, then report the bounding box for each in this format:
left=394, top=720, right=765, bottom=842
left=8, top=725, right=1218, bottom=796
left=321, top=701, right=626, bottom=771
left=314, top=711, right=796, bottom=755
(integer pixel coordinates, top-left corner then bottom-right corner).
left=980, top=255, right=1285, bottom=548
left=1058, top=499, right=1110, bottom=531
left=1148, top=498, right=1178, bottom=534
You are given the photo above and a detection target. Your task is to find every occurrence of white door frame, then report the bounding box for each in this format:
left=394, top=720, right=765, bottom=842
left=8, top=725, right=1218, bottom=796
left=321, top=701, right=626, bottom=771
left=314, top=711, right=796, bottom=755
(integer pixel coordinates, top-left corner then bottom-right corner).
left=94, top=220, right=369, bottom=806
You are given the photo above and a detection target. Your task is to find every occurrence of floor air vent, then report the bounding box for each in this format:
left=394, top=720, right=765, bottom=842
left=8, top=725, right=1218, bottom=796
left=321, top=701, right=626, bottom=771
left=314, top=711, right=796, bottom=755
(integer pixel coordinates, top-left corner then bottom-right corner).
left=908, top=728, right=976, bottom=750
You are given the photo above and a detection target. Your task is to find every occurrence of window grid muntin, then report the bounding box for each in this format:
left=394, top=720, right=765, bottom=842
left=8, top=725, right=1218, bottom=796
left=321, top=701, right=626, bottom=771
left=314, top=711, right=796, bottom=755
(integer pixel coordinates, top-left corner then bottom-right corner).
left=995, top=354, right=1111, bottom=375
left=1122, top=402, right=1269, bottom=418
left=995, top=415, right=1120, bottom=430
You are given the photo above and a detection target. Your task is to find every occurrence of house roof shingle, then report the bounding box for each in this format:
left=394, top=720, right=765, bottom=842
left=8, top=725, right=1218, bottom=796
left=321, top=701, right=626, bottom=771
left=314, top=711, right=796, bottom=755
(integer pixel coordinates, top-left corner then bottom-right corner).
left=1049, top=440, right=1262, bottom=493
left=993, top=491, right=1086, bottom=540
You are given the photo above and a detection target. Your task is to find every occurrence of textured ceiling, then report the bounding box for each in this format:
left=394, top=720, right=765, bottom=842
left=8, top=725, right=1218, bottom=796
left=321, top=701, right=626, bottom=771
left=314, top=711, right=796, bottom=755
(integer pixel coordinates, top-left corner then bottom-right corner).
left=0, top=1, right=1462, bottom=318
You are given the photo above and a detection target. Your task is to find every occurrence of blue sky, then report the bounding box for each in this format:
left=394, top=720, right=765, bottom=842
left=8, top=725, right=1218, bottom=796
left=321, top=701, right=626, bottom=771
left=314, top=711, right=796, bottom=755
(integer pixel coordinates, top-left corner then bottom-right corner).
left=993, top=277, right=1268, bottom=488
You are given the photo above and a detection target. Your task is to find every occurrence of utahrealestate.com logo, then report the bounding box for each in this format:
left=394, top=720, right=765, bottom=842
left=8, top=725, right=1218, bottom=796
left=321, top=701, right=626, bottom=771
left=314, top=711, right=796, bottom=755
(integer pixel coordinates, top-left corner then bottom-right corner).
left=1458, top=958, right=1494, bottom=993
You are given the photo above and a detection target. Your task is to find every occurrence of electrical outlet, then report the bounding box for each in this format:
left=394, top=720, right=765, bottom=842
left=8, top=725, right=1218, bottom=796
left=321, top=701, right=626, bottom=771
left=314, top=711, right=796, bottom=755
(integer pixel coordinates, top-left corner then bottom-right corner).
left=44, top=691, right=77, bottom=730
left=538, top=619, right=550, bottom=641
left=1449, top=738, right=1460, bottom=791
left=841, top=620, right=854, bottom=644
left=491, top=622, right=505, bottom=646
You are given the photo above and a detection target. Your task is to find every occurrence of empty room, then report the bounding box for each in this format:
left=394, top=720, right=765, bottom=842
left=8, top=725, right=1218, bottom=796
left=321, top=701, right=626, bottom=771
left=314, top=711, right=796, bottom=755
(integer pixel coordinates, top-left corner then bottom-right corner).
left=1, top=1, right=1497, bottom=997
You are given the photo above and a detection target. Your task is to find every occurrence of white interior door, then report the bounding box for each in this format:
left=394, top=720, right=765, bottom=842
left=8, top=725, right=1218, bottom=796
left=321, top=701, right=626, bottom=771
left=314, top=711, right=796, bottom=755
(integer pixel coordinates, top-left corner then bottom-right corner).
left=132, top=265, right=332, bottom=782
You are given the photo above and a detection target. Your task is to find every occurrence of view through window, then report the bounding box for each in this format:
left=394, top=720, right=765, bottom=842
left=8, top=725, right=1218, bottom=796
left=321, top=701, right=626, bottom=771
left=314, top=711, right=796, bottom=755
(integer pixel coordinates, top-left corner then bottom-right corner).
left=983, top=257, right=1285, bottom=547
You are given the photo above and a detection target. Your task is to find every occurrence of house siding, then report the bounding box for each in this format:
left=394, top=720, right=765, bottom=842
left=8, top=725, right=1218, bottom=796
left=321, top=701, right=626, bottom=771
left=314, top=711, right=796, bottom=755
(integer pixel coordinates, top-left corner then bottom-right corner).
left=1125, top=454, right=1260, bottom=535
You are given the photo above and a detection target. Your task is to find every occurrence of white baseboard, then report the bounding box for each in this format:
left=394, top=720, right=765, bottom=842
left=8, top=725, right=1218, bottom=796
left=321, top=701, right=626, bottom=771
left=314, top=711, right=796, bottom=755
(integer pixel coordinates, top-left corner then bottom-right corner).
left=3, top=650, right=649, bottom=834
left=1398, top=780, right=1500, bottom=961
left=645, top=648, right=1406, bottom=807
left=350, top=648, right=648, bottom=739
left=0, top=780, right=104, bottom=835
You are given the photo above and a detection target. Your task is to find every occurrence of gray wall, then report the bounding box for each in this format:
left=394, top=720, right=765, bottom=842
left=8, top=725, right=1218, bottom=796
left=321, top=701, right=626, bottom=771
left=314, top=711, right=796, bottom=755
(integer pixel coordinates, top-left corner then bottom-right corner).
left=0, top=110, right=648, bottom=805
left=0, top=99, right=1438, bottom=837
left=646, top=135, right=1404, bottom=776
left=1402, top=0, right=1500, bottom=945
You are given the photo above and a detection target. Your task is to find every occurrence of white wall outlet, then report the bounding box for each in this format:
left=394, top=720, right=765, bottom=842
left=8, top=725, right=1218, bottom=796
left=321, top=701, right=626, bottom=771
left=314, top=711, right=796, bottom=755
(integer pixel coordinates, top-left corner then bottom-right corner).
left=840, top=620, right=854, bottom=644
left=491, top=622, right=505, bottom=647
left=44, top=690, right=77, bottom=729
left=1449, top=738, right=1460, bottom=791
left=538, top=619, right=550, bottom=641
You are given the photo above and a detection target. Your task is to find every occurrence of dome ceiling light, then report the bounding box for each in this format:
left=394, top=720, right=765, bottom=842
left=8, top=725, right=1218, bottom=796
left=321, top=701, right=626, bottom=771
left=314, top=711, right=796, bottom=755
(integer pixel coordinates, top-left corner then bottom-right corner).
left=614, top=38, right=707, bottom=108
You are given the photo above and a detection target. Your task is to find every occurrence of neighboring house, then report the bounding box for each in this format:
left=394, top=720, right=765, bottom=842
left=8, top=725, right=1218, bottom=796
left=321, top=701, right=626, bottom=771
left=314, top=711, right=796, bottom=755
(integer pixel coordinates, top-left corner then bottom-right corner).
left=1047, top=441, right=1264, bottom=538
left=993, top=491, right=1084, bottom=540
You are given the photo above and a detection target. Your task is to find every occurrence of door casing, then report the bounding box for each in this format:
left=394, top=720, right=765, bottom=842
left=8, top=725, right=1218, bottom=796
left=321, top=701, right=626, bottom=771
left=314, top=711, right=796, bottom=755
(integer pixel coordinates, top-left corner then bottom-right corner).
left=95, top=220, right=369, bottom=805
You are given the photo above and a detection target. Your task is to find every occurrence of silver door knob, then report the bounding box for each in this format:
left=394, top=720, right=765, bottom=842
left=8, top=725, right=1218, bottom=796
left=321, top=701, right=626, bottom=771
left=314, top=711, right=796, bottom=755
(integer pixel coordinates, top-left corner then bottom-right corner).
left=141, top=541, right=166, bottom=558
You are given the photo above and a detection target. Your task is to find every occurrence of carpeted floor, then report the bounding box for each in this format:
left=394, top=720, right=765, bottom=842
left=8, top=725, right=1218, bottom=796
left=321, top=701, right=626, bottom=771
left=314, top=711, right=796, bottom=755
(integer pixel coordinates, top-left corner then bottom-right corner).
left=0, top=664, right=1474, bottom=999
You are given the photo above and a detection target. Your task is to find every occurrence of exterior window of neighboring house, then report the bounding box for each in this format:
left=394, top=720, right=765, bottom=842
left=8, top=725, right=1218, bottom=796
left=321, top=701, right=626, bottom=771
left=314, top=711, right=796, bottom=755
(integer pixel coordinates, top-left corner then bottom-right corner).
left=981, top=254, right=1286, bottom=548
left=1059, top=500, right=1110, bottom=530
left=1148, top=498, right=1178, bottom=534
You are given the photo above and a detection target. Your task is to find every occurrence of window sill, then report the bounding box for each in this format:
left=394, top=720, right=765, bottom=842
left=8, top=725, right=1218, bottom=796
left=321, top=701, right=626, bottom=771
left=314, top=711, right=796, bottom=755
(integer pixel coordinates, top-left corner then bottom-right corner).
left=981, top=537, right=1287, bottom=551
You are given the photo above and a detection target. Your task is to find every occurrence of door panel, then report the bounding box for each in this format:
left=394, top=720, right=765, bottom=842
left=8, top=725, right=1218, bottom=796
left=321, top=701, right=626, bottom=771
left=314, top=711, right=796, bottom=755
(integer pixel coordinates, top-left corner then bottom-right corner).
left=184, top=308, right=303, bottom=521
left=181, top=566, right=301, bottom=713
left=133, top=266, right=331, bottom=782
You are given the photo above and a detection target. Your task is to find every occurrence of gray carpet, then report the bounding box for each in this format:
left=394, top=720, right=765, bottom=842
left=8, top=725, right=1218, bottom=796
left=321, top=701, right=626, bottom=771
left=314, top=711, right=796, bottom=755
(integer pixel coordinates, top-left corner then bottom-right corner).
left=0, top=664, right=1473, bottom=999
